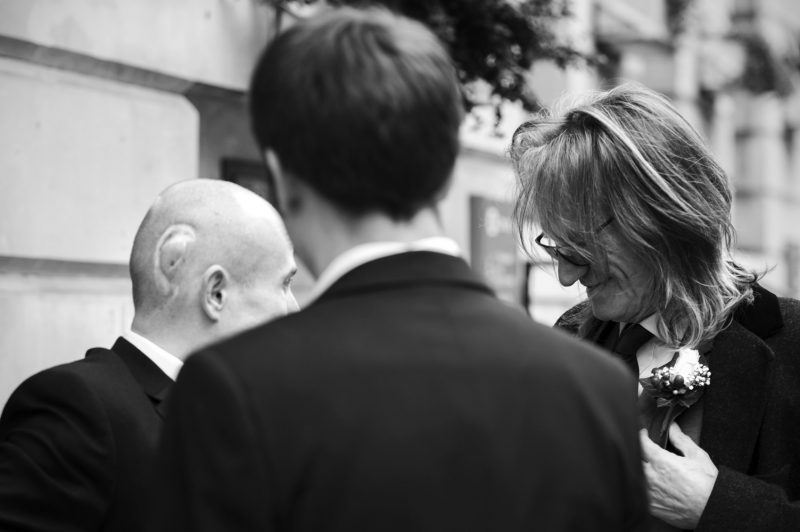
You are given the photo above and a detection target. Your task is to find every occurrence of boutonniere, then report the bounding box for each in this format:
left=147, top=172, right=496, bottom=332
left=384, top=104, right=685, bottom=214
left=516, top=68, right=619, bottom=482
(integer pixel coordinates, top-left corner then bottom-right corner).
left=640, top=348, right=711, bottom=447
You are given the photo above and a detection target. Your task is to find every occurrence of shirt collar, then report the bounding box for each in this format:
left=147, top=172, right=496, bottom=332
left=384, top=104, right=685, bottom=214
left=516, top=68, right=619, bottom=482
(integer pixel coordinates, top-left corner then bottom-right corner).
left=122, top=329, right=183, bottom=381
left=638, top=314, right=660, bottom=340
left=618, top=314, right=662, bottom=343
left=307, top=236, right=461, bottom=304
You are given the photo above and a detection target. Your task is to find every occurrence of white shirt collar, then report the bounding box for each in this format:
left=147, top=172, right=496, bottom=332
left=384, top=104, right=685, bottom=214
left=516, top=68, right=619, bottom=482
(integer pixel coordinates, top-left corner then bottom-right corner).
left=307, top=236, right=461, bottom=304
left=637, top=314, right=661, bottom=340
left=629, top=314, right=678, bottom=396
left=122, top=329, right=183, bottom=381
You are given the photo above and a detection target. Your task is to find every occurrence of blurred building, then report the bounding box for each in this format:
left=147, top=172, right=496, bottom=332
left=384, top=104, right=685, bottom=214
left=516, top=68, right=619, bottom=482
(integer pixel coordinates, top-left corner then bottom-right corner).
left=593, top=0, right=800, bottom=296
left=0, top=1, right=275, bottom=405
left=1, top=0, right=799, bottom=405
left=0, top=0, right=568, bottom=405
left=509, top=0, right=800, bottom=323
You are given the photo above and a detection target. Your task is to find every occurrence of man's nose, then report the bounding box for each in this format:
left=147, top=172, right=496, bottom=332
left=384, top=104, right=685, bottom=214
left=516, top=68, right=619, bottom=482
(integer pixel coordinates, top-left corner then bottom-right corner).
left=556, top=260, right=588, bottom=287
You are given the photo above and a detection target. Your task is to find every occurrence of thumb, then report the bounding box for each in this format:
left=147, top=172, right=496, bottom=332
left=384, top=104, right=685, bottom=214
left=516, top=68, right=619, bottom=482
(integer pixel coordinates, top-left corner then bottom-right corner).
left=639, top=429, right=659, bottom=462
left=668, top=422, right=701, bottom=457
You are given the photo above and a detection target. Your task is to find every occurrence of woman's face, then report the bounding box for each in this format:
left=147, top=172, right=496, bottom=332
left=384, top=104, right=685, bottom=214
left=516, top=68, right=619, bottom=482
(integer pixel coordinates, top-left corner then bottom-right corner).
left=554, top=231, right=656, bottom=324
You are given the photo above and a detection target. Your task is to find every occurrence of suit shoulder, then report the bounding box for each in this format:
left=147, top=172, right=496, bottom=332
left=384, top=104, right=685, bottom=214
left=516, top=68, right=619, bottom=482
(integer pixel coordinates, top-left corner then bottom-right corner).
left=0, top=355, right=119, bottom=530
left=0, top=359, right=119, bottom=467
left=752, top=296, right=800, bottom=347
left=5, top=365, right=96, bottom=410
left=779, top=296, right=800, bottom=324
left=2, top=349, right=125, bottom=416
left=467, top=301, right=634, bottom=389
left=769, top=296, right=800, bottom=361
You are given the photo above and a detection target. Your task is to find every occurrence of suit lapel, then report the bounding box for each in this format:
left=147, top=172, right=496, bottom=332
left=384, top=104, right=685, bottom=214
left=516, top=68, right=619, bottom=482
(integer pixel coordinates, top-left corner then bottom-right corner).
left=569, top=286, right=780, bottom=471
left=315, top=251, right=495, bottom=303
left=110, top=337, right=173, bottom=420
left=591, top=319, right=618, bottom=349
left=572, top=313, right=617, bottom=351
left=699, top=321, right=773, bottom=470
left=586, top=315, right=775, bottom=470
left=699, top=284, right=782, bottom=469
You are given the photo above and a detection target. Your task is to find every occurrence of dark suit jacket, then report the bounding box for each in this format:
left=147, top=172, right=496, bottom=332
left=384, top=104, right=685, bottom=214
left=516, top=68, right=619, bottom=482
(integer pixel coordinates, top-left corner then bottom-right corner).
left=557, top=285, right=800, bottom=531
left=0, top=337, right=171, bottom=532
left=152, top=251, right=647, bottom=532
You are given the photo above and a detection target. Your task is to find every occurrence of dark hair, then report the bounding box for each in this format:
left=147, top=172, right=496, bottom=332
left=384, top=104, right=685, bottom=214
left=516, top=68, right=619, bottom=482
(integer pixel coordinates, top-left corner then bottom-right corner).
left=510, top=83, right=757, bottom=348
left=249, top=7, right=464, bottom=220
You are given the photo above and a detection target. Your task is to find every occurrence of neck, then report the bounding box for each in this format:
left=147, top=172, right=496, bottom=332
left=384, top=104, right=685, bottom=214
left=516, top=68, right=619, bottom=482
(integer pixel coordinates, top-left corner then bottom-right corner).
left=130, top=315, right=195, bottom=361
left=295, top=204, right=445, bottom=278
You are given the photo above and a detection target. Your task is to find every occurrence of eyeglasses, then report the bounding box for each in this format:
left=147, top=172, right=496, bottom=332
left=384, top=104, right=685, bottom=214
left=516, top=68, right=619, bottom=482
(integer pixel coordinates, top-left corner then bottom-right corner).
left=535, top=218, right=614, bottom=268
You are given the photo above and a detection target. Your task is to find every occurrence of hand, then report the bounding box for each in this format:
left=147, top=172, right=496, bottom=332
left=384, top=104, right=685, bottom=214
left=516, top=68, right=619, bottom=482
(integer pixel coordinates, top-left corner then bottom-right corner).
left=640, top=423, right=718, bottom=529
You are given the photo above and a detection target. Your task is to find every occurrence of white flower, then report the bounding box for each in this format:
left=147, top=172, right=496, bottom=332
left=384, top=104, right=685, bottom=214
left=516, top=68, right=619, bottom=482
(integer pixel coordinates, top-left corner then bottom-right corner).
left=642, top=348, right=710, bottom=403
left=672, top=348, right=700, bottom=378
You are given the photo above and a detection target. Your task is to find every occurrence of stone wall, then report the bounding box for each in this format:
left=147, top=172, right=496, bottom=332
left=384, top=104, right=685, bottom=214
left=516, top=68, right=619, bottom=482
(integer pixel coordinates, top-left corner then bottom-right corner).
left=0, top=0, right=272, bottom=405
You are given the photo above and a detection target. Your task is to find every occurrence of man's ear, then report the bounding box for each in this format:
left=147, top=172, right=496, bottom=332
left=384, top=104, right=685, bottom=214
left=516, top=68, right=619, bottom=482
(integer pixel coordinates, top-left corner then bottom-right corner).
left=265, top=149, right=302, bottom=215
left=201, top=265, right=229, bottom=322
left=154, top=224, right=195, bottom=297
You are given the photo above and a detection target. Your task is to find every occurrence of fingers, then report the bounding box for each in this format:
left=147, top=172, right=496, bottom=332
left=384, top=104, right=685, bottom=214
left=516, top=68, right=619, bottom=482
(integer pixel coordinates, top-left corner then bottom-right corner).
left=642, top=458, right=653, bottom=478
left=667, top=422, right=700, bottom=458
left=640, top=428, right=683, bottom=465
left=639, top=429, right=658, bottom=462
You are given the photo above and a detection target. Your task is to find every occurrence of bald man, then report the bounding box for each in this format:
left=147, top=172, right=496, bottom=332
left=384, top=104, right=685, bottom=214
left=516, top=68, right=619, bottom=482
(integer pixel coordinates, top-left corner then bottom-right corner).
left=0, top=179, right=297, bottom=532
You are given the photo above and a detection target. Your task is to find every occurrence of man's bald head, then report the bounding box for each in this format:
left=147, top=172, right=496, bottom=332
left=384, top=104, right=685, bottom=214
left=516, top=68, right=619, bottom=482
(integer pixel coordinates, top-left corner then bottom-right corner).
left=129, top=179, right=298, bottom=356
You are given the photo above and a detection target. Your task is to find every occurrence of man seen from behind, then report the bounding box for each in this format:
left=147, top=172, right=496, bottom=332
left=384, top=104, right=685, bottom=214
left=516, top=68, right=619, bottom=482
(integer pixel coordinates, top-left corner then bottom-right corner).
left=0, top=179, right=298, bottom=532
left=151, top=8, right=647, bottom=532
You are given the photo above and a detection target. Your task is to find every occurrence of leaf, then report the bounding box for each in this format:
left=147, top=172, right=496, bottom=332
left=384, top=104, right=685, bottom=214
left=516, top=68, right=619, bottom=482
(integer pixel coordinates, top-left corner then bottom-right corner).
left=639, top=377, right=659, bottom=394
left=321, top=0, right=586, bottom=108
left=677, top=388, right=704, bottom=409
left=643, top=401, right=686, bottom=448
left=655, top=397, right=673, bottom=408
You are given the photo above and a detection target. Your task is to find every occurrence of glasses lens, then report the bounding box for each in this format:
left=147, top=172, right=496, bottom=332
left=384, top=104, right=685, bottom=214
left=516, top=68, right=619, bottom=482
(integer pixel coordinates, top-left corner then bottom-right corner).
left=557, top=249, right=589, bottom=267
left=535, top=235, right=559, bottom=259
left=536, top=234, right=589, bottom=267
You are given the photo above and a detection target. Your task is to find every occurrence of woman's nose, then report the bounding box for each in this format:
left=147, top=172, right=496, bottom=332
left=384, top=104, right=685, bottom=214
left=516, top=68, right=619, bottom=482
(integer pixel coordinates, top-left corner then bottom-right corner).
left=556, top=260, right=588, bottom=287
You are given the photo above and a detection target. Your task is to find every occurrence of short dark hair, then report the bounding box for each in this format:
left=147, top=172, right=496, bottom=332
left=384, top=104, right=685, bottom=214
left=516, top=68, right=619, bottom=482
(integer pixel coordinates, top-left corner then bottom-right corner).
left=249, top=7, right=464, bottom=220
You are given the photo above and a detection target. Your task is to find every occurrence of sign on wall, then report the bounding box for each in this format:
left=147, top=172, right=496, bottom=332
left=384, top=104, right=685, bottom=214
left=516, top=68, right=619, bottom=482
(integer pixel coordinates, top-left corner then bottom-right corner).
left=469, top=195, right=524, bottom=306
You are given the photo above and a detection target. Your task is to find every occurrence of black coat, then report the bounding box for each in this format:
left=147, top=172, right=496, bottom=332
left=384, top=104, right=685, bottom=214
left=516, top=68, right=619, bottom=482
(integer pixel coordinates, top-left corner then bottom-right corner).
left=557, top=285, right=800, bottom=531
left=0, top=337, right=171, bottom=532
left=152, top=251, right=648, bottom=532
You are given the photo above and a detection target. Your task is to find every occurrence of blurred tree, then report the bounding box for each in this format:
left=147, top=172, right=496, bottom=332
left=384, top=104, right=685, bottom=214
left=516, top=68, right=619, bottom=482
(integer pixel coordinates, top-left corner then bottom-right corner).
left=664, top=0, right=800, bottom=97
left=665, top=0, right=693, bottom=37
left=268, top=0, right=585, bottom=111
left=738, top=32, right=798, bottom=97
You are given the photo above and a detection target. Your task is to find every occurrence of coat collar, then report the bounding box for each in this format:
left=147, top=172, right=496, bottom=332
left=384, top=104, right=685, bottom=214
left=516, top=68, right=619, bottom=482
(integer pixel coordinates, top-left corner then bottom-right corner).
left=565, top=283, right=784, bottom=343
left=698, top=320, right=773, bottom=468
left=699, top=283, right=782, bottom=468
left=314, top=251, right=495, bottom=304
left=108, top=337, right=173, bottom=420
left=734, top=282, right=784, bottom=340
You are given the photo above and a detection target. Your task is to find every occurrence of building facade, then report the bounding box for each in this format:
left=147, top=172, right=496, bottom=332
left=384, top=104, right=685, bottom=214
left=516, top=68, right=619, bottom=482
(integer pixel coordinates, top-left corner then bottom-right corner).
left=2, top=0, right=798, bottom=405
left=0, top=1, right=569, bottom=404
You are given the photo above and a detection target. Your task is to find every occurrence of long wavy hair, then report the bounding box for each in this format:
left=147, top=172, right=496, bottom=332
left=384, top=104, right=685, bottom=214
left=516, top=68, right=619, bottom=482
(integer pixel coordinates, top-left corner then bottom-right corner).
left=510, top=83, right=757, bottom=348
